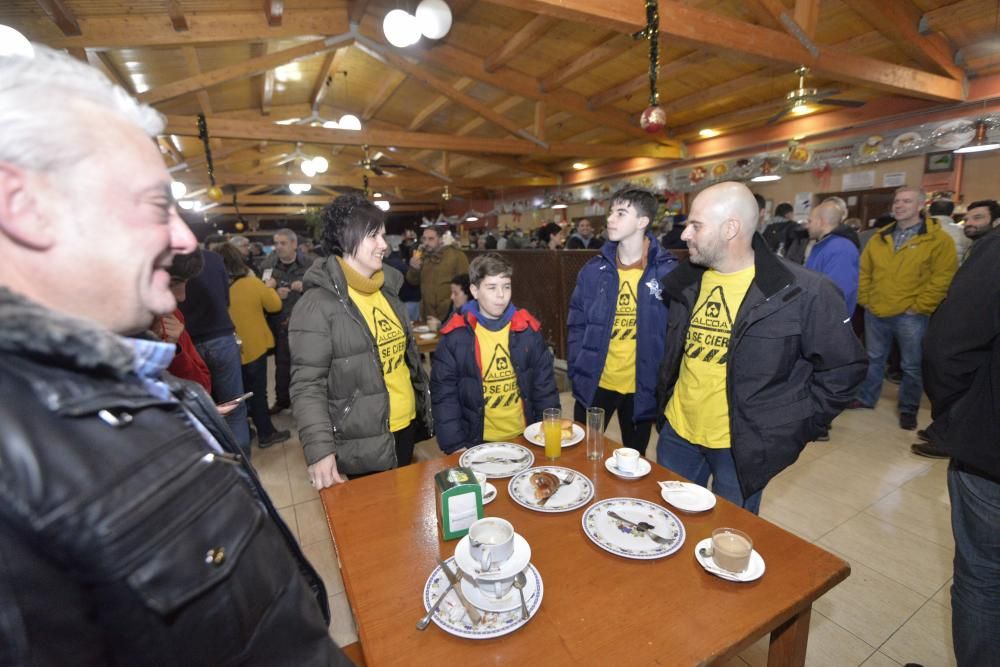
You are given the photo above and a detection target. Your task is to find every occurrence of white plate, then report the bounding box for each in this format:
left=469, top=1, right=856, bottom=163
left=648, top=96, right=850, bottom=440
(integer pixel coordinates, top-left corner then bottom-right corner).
left=459, top=442, right=534, bottom=479
left=604, top=456, right=652, bottom=480
left=481, top=482, right=497, bottom=505
left=933, top=120, right=976, bottom=149
left=523, top=421, right=584, bottom=448
left=892, top=131, right=922, bottom=151
left=419, top=332, right=437, bottom=341
left=508, top=466, right=594, bottom=513
left=423, top=558, right=544, bottom=639
left=659, top=481, right=717, bottom=513
left=694, top=538, right=766, bottom=582
left=459, top=566, right=539, bottom=613
left=582, top=497, right=685, bottom=560
left=454, top=534, right=532, bottom=580
left=412, top=325, right=431, bottom=333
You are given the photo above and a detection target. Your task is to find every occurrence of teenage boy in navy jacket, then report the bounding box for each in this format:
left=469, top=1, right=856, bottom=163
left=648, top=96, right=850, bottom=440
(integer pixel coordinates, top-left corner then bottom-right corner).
left=567, top=187, right=678, bottom=454
left=431, top=254, right=560, bottom=453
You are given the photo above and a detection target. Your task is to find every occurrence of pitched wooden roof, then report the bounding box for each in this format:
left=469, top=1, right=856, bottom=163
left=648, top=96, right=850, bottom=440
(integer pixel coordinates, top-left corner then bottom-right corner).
left=4, top=0, right=998, bottom=220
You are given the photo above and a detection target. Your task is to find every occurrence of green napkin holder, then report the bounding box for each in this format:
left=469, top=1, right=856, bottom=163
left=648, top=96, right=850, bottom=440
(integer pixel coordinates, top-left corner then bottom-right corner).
left=435, top=466, right=484, bottom=541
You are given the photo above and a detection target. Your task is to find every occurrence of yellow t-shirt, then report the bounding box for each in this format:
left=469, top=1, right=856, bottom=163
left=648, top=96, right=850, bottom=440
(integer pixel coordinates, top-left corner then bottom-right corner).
left=665, top=265, right=755, bottom=449
left=475, top=323, right=526, bottom=441
left=598, top=267, right=644, bottom=394
left=348, top=287, right=416, bottom=432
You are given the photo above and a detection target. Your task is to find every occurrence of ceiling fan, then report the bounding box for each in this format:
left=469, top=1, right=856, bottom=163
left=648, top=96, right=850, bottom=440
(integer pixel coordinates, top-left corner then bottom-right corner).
left=766, top=67, right=865, bottom=125
left=356, top=145, right=405, bottom=176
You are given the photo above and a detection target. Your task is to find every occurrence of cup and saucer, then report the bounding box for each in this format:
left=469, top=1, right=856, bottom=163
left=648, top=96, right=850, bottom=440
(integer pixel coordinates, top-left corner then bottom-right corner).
left=605, top=447, right=651, bottom=479
left=472, top=471, right=498, bottom=505
left=694, top=528, right=766, bottom=582
left=454, top=519, right=531, bottom=583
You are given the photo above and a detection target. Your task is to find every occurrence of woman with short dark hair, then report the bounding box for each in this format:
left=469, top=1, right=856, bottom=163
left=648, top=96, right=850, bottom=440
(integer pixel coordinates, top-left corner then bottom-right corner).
left=289, top=192, right=432, bottom=488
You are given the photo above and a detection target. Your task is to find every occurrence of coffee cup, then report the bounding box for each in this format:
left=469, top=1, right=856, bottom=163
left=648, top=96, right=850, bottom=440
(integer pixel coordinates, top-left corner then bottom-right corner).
left=474, top=572, right=517, bottom=600
left=473, top=471, right=488, bottom=488
left=614, top=447, right=640, bottom=473
left=468, top=517, right=515, bottom=573
left=709, top=527, right=753, bottom=573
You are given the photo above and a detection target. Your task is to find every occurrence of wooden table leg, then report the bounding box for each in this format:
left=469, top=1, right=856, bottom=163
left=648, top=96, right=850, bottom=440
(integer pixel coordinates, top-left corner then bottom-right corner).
left=767, top=605, right=811, bottom=666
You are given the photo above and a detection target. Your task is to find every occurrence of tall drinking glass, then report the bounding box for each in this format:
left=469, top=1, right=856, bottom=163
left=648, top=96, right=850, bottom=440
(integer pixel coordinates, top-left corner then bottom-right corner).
left=542, top=408, right=562, bottom=461
left=585, top=407, right=605, bottom=461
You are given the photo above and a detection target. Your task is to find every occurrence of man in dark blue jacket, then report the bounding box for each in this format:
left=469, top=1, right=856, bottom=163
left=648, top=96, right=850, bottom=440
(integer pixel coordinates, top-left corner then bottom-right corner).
left=431, top=254, right=559, bottom=453
left=804, top=198, right=860, bottom=315
left=655, top=182, right=866, bottom=513
left=567, top=187, right=677, bottom=454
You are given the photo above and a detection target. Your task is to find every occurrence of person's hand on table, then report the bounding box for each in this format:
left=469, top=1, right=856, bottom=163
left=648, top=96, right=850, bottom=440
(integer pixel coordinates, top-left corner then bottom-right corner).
left=309, top=454, right=346, bottom=489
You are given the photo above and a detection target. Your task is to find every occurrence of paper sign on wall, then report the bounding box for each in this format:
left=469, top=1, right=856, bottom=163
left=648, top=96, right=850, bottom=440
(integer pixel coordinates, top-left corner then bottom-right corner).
left=842, top=171, right=875, bottom=190
left=793, top=192, right=813, bottom=217
left=883, top=172, right=906, bottom=187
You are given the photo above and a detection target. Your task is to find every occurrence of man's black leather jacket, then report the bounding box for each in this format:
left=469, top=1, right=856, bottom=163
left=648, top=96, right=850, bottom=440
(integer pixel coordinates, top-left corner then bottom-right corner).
left=0, top=288, right=350, bottom=666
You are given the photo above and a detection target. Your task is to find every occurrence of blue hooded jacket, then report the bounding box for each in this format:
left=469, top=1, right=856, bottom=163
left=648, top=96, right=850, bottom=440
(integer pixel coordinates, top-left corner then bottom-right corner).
left=567, top=233, right=677, bottom=422
left=431, top=302, right=560, bottom=454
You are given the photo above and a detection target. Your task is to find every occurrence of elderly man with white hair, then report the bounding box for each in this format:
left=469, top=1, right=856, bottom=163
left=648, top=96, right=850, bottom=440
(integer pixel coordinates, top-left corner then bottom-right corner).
left=655, top=182, right=866, bottom=513
left=0, top=46, right=348, bottom=664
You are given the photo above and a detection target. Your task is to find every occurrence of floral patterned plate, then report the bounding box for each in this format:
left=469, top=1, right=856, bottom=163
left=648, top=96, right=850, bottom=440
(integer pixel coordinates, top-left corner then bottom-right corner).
left=422, top=557, right=544, bottom=639
left=582, top=497, right=685, bottom=560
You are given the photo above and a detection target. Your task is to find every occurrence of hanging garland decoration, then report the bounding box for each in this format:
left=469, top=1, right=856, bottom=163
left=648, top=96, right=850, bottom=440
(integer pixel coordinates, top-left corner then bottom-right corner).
left=197, top=113, right=224, bottom=201
left=634, top=0, right=666, bottom=133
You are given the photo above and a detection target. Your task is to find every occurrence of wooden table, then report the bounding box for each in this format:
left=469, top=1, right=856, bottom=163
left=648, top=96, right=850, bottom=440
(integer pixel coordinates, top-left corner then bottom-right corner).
left=322, top=433, right=849, bottom=666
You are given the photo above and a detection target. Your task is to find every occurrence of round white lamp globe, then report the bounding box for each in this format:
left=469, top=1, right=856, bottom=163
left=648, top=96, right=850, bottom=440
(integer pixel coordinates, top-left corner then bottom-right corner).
left=311, top=156, right=329, bottom=173
left=300, top=159, right=317, bottom=177
left=374, top=200, right=391, bottom=212
left=338, top=114, right=362, bottom=131
left=170, top=181, right=187, bottom=199
left=0, top=25, right=34, bottom=58
left=416, top=0, right=453, bottom=40
left=383, top=9, right=421, bottom=48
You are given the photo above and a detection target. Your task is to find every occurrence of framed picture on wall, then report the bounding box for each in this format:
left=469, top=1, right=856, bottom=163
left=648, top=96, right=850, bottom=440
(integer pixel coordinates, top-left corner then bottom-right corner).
left=925, top=152, right=955, bottom=173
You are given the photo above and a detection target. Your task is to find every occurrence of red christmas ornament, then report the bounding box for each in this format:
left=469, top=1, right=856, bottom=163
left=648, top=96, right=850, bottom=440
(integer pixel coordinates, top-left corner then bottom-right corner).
left=640, top=105, right=666, bottom=133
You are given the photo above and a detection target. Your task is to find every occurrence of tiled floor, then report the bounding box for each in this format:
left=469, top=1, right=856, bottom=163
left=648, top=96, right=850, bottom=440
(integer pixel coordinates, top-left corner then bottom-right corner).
left=255, top=379, right=956, bottom=666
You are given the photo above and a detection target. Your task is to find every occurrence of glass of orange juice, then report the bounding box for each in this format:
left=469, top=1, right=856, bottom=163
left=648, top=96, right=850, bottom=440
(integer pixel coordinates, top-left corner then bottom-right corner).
left=542, top=408, right=562, bottom=461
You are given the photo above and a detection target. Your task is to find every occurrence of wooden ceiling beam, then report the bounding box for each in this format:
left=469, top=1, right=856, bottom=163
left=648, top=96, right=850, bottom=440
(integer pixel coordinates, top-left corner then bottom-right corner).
left=587, top=50, right=714, bottom=110
left=349, top=0, right=372, bottom=25
left=139, top=33, right=352, bottom=106
left=745, top=0, right=819, bottom=56
left=538, top=33, right=631, bottom=92
left=451, top=153, right=558, bottom=178
left=165, top=0, right=190, bottom=32
left=483, top=15, right=559, bottom=73
left=408, top=78, right=474, bottom=130
left=485, top=0, right=966, bottom=102
left=793, top=0, right=820, bottom=39
left=207, top=203, right=440, bottom=215
left=34, top=0, right=81, bottom=36
left=266, top=1, right=284, bottom=27
left=181, top=47, right=214, bottom=115
left=839, top=0, right=965, bottom=81
left=355, top=36, right=547, bottom=146
left=15, top=9, right=349, bottom=49
left=310, top=48, right=349, bottom=113
left=164, top=114, right=682, bottom=159
left=382, top=34, right=682, bottom=146
left=91, top=52, right=136, bottom=95
left=362, top=72, right=408, bottom=120
left=662, top=67, right=783, bottom=117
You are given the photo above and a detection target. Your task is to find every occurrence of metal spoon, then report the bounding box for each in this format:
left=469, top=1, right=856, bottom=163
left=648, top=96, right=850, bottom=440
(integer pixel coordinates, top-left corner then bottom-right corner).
left=512, top=571, right=529, bottom=620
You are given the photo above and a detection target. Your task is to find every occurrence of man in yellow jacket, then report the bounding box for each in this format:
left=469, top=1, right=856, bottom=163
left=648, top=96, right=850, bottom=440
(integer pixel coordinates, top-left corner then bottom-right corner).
left=852, top=185, right=957, bottom=430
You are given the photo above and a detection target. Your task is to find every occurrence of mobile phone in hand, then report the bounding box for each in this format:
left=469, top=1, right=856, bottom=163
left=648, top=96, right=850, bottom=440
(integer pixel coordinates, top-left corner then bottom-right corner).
left=262, top=268, right=274, bottom=282
left=218, top=391, right=253, bottom=407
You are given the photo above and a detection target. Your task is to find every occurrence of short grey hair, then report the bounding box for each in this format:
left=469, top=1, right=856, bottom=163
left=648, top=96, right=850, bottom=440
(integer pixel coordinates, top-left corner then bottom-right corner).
left=0, top=45, right=164, bottom=174
left=274, top=228, right=298, bottom=244
left=229, top=235, right=250, bottom=248
left=895, top=185, right=926, bottom=203
left=821, top=196, right=848, bottom=223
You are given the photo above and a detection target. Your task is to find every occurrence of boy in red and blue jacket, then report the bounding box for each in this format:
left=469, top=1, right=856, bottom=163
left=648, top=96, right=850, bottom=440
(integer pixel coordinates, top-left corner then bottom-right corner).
left=431, top=253, right=559, bottom=454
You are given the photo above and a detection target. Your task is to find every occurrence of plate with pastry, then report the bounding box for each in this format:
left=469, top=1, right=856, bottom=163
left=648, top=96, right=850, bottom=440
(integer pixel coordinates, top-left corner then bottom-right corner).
left=523, top=420, right=584, bottom=448
left=507, top=466, right=594, bottom=513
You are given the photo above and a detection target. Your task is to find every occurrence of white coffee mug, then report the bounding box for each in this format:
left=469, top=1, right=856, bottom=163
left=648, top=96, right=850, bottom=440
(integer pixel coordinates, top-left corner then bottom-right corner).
left=468, top=517, right=515, bottom=572
left=475, top=572, right=516, bottom=600
left=614, top=447, right=640, bottom=473
left=473, top=471, right=488, bottom=488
